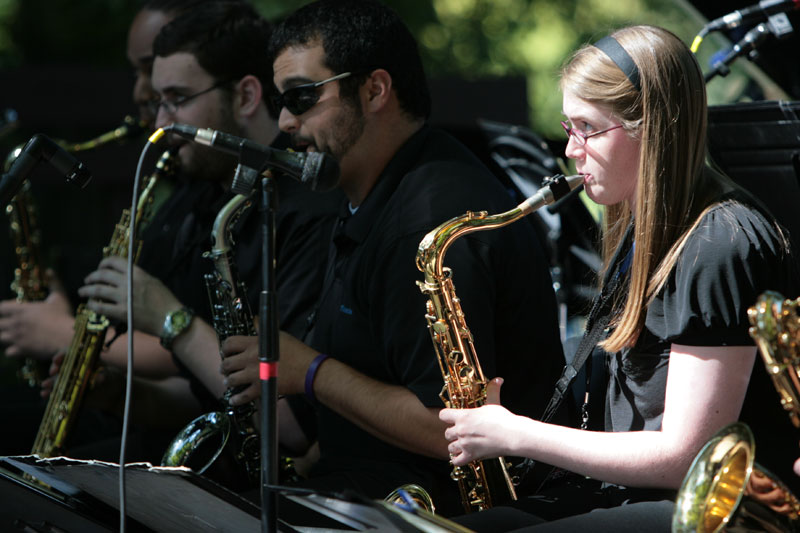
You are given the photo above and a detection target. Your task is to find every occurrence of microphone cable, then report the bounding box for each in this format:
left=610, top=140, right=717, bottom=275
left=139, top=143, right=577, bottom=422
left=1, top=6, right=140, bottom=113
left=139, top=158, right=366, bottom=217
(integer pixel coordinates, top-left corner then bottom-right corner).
left=118, top=127, right=168, bottom=533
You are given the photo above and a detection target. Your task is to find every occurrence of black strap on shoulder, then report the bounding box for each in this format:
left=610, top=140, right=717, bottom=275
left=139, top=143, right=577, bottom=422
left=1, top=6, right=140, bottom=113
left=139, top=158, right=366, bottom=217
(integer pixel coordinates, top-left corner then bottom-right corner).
left=540, top=223, right=634, bottom=424
left=540, top=293, right=610, bottom=424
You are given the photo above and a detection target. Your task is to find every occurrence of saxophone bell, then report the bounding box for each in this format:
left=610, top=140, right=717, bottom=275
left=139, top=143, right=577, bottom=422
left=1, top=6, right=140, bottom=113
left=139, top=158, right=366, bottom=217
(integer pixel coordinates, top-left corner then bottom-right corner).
left=161, top=410, right=232, bottom=475
left=672, top=422, right=800, bottom=532
left=385, top=483, right=436, bottom=513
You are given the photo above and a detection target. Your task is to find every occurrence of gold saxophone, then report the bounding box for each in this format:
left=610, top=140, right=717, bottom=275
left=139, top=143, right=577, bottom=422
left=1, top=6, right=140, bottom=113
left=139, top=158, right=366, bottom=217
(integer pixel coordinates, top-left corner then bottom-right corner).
left=416, top=174, right=584, bottom=513
left=3, top=116, right=146, bottom=387
left=30, top=148, right=176, bottom=457
left=161, top=190, right=261, bottom=482
left=672, top=291, right=800, bottom=532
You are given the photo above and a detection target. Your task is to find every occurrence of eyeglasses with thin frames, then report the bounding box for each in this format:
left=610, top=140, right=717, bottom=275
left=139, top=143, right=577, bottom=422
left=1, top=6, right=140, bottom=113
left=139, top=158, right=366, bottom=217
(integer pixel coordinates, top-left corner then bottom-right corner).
left=273, top=71, right=354, bottom=116
left=150, top=79, right=232, bottom=116
left=560, top=120, right=623, bottom=146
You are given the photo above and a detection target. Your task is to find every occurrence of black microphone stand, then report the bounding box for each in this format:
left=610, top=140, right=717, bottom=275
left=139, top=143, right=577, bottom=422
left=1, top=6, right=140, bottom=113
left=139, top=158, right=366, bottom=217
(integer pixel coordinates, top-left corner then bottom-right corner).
left=258, top=173, right=279, bottom=533
left=236, top=141, right=279, bottom=533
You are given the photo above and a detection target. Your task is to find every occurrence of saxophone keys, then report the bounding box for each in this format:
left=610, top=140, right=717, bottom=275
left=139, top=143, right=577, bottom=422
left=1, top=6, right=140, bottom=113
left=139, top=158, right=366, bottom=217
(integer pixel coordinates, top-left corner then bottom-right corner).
left=432, top=319, right=448, bottom=335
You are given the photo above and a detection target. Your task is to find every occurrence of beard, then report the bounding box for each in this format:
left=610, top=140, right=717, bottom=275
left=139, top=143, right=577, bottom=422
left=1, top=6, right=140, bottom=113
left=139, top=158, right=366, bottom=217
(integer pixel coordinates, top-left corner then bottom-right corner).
left=326, top=98, right=365, bottom=163
left=290, top=96, right=365, bottom=165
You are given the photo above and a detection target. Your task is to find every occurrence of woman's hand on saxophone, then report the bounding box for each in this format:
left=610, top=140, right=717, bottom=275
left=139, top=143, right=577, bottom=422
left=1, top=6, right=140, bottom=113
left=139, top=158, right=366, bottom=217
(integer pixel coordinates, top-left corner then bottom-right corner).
left=439, top=377, right=520, bottom=466
left=78, top=255, right=181, bottom=337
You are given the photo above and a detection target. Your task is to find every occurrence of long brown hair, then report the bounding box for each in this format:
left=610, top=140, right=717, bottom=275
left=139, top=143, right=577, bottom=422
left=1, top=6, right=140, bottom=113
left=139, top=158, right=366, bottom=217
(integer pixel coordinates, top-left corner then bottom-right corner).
left=561, top=25, right=731, bottom=352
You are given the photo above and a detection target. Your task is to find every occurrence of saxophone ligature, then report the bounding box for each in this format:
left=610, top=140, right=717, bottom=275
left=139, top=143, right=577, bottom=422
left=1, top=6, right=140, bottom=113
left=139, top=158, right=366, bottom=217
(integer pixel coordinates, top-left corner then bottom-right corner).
left=416, top=173, right=584, bottom=513
left=30, top=148, right=176, bottom=458
left=3, top=116, right=146, bottom=387
left=672, top=291, right=800, bottom=532
left=161, top=189, right=261, bottom=483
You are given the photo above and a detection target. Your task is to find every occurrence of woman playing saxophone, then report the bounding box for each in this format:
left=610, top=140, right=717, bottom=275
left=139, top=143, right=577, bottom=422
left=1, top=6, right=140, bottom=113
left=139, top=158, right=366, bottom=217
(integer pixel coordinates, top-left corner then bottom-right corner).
left=441, top=25, right=799, bottom=532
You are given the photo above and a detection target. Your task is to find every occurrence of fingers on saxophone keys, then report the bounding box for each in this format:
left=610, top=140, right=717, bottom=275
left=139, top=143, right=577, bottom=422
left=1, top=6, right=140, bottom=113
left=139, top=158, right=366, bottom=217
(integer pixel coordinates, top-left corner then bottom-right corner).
left=447, top=441, right=463, bottom=459
left=229, top=384, right=259, bottom=406
left=84, top=299, right=105, bottom=315
left=444, top=425, right=459, bottom=442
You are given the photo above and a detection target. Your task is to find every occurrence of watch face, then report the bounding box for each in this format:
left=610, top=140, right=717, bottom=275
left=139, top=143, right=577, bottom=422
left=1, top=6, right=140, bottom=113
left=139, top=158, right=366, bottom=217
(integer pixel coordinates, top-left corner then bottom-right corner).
left=171, top=309, right=191, bottom=329
left=161, top=308, right=193, bottom=350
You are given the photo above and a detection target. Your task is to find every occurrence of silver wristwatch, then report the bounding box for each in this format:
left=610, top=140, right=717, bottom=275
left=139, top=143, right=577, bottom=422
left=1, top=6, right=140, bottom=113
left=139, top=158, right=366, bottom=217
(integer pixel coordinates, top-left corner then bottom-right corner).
left=160, top=307, right=194, bottom=350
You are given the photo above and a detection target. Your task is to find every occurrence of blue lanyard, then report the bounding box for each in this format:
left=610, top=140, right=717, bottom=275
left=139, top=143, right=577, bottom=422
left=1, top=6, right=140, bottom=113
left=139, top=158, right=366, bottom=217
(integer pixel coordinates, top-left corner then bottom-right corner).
left=618, top=241, right=635, bottom=278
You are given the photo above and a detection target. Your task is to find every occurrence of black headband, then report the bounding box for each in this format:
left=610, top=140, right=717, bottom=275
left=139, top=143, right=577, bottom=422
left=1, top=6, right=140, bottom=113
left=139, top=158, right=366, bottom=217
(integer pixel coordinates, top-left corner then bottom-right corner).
left=593, top=35, right=641, bottom=92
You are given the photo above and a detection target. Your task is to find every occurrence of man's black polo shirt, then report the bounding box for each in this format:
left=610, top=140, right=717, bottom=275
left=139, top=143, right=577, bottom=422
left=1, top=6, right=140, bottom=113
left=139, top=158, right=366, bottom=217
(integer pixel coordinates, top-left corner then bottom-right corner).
left=305, top=125, right=565, bottom=509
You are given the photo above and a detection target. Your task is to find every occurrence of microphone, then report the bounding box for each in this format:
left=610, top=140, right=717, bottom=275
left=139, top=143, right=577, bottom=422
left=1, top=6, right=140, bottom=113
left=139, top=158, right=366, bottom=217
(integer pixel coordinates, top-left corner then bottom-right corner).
left=704, top=0, right=800, bottom=32
left=705, top=23, right=774, bottom=81
left=0, top=134, right=92, bottom=205
left=164, top=123, right=340, bottom=193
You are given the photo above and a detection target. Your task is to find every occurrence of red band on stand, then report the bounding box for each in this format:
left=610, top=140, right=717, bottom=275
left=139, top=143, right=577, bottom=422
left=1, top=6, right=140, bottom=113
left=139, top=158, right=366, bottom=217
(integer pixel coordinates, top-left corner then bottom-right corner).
left=259, top=361, right=278, bottom=380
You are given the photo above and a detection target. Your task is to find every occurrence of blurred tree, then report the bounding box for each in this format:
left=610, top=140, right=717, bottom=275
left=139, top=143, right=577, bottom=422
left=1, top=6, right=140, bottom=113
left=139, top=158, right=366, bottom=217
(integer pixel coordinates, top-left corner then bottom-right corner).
left=0, top=0, right=788, bottom=138
left=250, top=0, right=776, bottom=137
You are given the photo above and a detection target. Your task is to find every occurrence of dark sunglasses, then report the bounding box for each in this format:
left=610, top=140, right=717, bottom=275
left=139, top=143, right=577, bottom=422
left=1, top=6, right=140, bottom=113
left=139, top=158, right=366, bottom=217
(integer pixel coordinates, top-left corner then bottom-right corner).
left=274, top=71, right=354, bottom=116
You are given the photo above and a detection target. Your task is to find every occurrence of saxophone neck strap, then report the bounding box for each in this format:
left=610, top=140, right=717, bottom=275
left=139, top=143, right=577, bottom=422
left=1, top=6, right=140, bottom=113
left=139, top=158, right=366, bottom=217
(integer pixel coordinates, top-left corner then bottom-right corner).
left=540, top=226, right=634, bottom=425
left=541, top=314, right=609, bottom=425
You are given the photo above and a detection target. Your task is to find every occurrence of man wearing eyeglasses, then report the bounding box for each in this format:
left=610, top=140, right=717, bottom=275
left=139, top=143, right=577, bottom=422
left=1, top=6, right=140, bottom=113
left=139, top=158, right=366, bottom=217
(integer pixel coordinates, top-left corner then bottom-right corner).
left=72, top=1, right=340, bottom=472
left=0, top=0, right=223, bottom=458
left=219, top=0, right=566, bottom=516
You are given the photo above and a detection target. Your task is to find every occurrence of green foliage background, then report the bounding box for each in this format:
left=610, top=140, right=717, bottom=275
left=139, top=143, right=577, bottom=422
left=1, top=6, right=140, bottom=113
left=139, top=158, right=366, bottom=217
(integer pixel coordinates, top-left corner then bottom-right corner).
left=0, top=0, right=780, bottom=138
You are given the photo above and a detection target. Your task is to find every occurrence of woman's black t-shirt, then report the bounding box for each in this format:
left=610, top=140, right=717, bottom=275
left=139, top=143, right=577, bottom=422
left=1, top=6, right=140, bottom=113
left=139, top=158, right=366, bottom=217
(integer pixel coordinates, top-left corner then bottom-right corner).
left=603, top=197, right=800, bottom=491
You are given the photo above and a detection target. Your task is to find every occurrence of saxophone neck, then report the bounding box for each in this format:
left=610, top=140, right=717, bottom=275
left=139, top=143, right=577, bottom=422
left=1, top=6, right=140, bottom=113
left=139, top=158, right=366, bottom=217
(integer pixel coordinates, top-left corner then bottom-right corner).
left=208, top=193, right=253, bottom=288
left=134, top=148, right=178, bottom=228
left=62, top=115, right=146, bottom=152
left=415, top=174, right=584, bottom=280
left=416, top=207, right=525, bottom=281
left=103, top=149, right=176, bottom=260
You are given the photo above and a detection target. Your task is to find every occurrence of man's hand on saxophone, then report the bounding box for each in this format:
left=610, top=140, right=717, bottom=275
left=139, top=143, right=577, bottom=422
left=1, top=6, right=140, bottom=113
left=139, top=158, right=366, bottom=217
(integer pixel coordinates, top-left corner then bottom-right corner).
left=220, top=331, right=319, bottom=403
left=79, top=255, right=181, bottom=337
left=78, top=255, right=227, bottom=398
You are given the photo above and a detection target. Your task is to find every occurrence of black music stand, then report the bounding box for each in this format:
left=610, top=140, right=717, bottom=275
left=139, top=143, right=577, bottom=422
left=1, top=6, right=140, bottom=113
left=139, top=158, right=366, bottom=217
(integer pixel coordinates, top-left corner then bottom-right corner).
left=0, top=456, right=473, bottom=533
left=707, top=100, right=800, bottom=249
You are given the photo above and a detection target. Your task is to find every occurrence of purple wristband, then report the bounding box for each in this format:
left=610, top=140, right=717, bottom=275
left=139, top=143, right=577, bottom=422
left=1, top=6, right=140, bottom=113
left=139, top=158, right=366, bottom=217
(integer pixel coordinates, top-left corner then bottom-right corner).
left=304, top=353, right=330, bottom=402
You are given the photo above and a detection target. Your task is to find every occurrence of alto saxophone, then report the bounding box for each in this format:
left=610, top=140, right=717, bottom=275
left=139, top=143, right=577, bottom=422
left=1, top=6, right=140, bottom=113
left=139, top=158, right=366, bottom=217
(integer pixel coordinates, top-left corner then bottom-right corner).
left=30, top=148, right=176, bottom=457
left=161, top=190, right=260, bottom=482
left=5, top=181, right=47, bottom=387
left=3, top=116, right=146, bottom=387
left=416, top=174, right=584, bottom=513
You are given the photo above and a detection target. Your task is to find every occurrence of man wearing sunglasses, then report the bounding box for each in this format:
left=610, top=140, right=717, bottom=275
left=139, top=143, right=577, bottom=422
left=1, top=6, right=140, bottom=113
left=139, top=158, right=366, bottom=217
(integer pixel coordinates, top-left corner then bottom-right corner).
left=73, top=1, right=340, bottom=472
left=219, top=0, right=566, bottom=517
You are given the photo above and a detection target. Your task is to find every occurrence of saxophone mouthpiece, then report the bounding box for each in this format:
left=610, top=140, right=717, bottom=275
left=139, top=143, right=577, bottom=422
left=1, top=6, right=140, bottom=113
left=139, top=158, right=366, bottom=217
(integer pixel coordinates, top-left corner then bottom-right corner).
left=519, top=174, right=584, bottom=214
left=544, top=173, right=584, bottom=200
